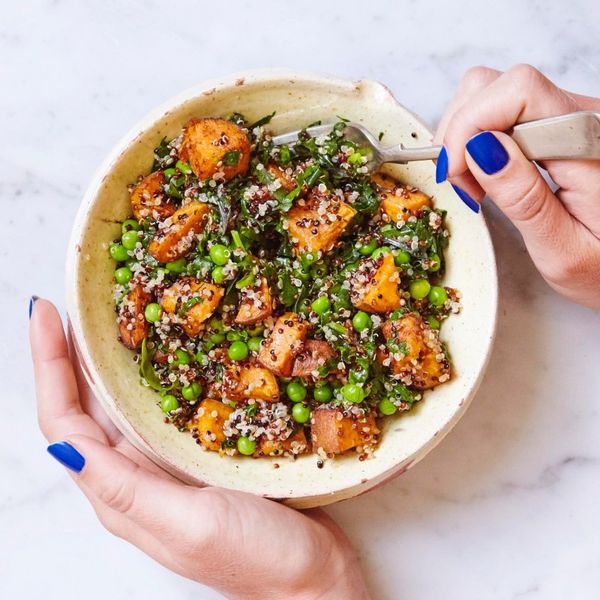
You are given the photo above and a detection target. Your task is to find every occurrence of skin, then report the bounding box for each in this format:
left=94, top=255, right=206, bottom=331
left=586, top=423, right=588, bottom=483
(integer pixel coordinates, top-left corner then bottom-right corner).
left=434, top=64, right=600, bottom=309
left=30, top=299, right=370, bottom=600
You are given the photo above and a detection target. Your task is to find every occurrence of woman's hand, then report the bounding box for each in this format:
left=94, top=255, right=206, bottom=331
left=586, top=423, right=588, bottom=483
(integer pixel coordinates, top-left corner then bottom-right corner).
left=30, top=299, right=370, bottom=600
left=434, top=64, right=600, bottom=309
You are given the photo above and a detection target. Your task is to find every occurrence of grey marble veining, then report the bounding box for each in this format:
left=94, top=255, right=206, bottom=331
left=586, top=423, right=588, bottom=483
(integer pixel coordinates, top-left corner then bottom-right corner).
left=2, top=1, right=600, bottom=599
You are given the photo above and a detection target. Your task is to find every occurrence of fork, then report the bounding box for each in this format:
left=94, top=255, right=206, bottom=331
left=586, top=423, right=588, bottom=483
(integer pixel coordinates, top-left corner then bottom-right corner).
left=272, top=111, right=600, bottom=170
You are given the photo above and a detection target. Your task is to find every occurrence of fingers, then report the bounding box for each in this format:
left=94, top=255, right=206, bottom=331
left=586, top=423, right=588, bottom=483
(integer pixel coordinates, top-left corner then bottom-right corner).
left=464, top=130, right=600, bottom=304
left=443, top=64, right=579, bottom=179
left=30, top=299, right=107, bottom=444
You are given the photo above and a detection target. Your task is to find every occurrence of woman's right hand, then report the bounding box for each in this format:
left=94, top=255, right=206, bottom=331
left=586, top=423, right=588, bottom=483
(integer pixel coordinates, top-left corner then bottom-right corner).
left=434, top=64, right=600, bottom=309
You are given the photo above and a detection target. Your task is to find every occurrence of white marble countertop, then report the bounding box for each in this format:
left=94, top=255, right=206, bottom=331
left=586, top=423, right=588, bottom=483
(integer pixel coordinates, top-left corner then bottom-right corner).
left=2, top=1, right=600, bottom=598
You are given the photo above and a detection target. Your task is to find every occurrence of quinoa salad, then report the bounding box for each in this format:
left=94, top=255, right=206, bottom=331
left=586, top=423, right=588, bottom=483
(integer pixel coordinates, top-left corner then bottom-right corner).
left=109, top=113, right=460, bottom=461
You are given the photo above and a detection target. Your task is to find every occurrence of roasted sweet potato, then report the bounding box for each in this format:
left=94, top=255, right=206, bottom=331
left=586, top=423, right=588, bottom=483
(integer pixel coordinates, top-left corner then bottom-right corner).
left=160, top=277, right=223, bottom=337
left=292, top=340, right=336, bottom=377
left=372, top=173, right=431, bottom=222
left=179, top=118, right=251, bottom=182
left=147, top=202, right=210, bottom=263
left=235, top=277, right=273, bottom=325
left=258, top=428, right=309, bottom=457
left=350, top=253, right=402, bottom=313
left=223, top=365, right=280, bottom=402
left=266, top=163, right=296, bottom=192
left=311, top=409, right=379, bottom=455
left=189, top=399, right=234, bottom=452
left=130, top=171, right=176, bottom=222
left=286, top=190, right=357, bottom=255
left=379, top=313, right=450, bottom=389
left=118, top=283, right=150, bottom=350
left=258, top=312, right=309, bottom=376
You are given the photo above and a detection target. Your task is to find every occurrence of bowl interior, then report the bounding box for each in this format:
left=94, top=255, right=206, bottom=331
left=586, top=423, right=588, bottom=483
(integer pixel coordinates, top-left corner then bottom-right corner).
left=67, top=71, right=497, bottom=508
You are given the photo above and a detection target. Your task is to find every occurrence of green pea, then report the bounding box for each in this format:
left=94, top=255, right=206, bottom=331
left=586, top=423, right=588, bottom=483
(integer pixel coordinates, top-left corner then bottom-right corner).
left=352, top=311, right=371, bottom=332
left=209, top=317, right=224, bottom=332
left=161, top=394, right=179, bottom=413
left=428, top=253, right=441, bottom=272
left=395, top=250, right=411, bottom=265
left=287, top=381, right=307, bottom=403
left=212, top=266, right=226, bottom=284
left=196, top=351, right=208, bottom=365
left=144, top=302, right=162, bottom=323
left=228, top=341, right=249, bottom=361
left=210, top=244, right=231, bottom=266
left=341, top=383, right=364, bottom=403
left=176, top=159, right=192, bottom=174
left=121, top=219, right=140, bottom=235
left=428, top=286, right=448, bottom=307
left=248, top=337, right=263, bottom=353
left=311, top=296, right=330, bottom=315
left=163, top=168, right=176, bottom=180
left=226, top=330, right=243, bottom=342
left=114, top=266, right=132, bottom=285
left=109, top=243, right=129, bottom=262
left=378, top=398, right=397, bottom=416
left=237, top=436, right=256, bottom=455
left=174, top=349, right=191, bottom=366
left=372, top=246, right=392, bottom=260
left=313, top=384, right=332, bottom=403
left=409, top=279, right=431, bottom=300
left=292, top=403, right=311, bottom=424
left=426, top=315, right=441, bottom=330
left=182, top=382, right=202, bottom=401
left=166, top=258, right=187, bottom=274
left=121, top=230, right=139, bottom=251
left=209, top=332, right=226, bottom=345
left=359, top=239, right=378, bottom=255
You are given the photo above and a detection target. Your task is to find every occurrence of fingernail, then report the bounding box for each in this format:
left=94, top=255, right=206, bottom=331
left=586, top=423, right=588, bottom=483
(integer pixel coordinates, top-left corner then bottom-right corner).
left=29, top=295, right=39, bottom=319
left=47, top=441, right=86, bottom=473
left=451, top=184, right=480, bottom=214
left=466, top=131, right=509, bottom=175
left=435, top=146, right=448, bottom=183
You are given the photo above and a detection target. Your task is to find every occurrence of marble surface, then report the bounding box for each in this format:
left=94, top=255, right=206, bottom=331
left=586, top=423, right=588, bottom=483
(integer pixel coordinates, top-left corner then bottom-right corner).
left=2, top=1, right=600, bottom=598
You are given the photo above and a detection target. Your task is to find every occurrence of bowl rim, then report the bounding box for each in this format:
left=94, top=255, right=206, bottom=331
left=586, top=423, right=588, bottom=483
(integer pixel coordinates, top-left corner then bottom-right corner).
left=66, top=68, right=498, bottom=505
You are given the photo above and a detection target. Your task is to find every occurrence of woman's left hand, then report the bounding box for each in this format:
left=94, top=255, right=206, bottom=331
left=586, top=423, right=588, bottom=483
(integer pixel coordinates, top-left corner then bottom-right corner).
left=30, top=298, right=370, bottom=600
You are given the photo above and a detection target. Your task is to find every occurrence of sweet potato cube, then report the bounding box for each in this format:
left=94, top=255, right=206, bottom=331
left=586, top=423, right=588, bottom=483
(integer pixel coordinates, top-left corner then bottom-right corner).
left=379, top=313, right=450, bottom=389
left=257, top=312, right=309, bottom=376
left=160, top=277, right=223, bottom=337
left=258, top=428, right=309, bottom=457
left=189, top=399, right=234, bottom=452
left=350, top=253, right=402, bottom=313
left=118, top=283, right=150, bottom=350
left=179, top=118, right=251, bottom=182
left=286, top=191, right=357, bottom=255
left=292, top=340, right=336, bottom=377
left=372, top=173, right=432, bottom=222
left=148, top=202, right=210, bottom=263
left=311, top=409, right=379, bottom=455
left=224, top=365, right=280, bottom=402
left=266, top=163, right=296, bottom=192
left=130, top=171, right=176, bottom=222
left=235, top=277, right=273, bottom=325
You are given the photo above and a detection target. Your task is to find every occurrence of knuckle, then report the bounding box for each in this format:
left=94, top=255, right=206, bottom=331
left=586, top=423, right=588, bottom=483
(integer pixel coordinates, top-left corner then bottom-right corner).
left=507, top=63, right=544, bottom=89
left=97, top=475, right=137, bottom=515
left=507, top=175, right=548, bottom=224
left=460, top=65, right=496, bottom=91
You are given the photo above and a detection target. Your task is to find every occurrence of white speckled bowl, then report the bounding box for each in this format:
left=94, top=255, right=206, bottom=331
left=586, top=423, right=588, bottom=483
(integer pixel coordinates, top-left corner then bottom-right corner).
left=66, top=70, right=498, bottom=508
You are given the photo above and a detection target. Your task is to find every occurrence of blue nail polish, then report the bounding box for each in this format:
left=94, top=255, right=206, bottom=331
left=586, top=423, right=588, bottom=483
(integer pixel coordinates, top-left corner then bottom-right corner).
left=47, top=441, right=86, bottom=473
left=435, top=146, right=448, bottom=183
left=466, top=131, right=509, bottom=175
left=29, top=296, right=38, bottom=319
left=451, top=184, right=480, bottom=214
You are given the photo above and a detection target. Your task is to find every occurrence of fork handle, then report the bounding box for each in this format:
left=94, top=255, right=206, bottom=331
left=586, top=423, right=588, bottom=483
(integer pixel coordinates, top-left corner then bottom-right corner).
left=383, top=111, right=600, bottom=163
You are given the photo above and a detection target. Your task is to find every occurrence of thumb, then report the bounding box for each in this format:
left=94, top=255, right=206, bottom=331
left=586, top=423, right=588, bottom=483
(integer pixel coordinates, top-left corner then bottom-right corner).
left=464, top=130, right=576, bottom=258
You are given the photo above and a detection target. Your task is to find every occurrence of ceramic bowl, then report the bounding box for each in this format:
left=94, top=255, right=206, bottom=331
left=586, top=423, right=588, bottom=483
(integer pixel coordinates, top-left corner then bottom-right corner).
left=66, top=69, right=498, bottom=509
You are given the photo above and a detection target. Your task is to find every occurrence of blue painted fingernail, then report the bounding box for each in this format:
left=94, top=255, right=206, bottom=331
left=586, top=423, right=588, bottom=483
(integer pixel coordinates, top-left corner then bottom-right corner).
left=466, top=131, right=509, bottom=175
left=435, top=146, right=448, bottom=183
left=47, top=441, right=86, bottom=473
left=451, top=184, right=480, bottom=214
left=29, top=295, right=38, bottom=319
